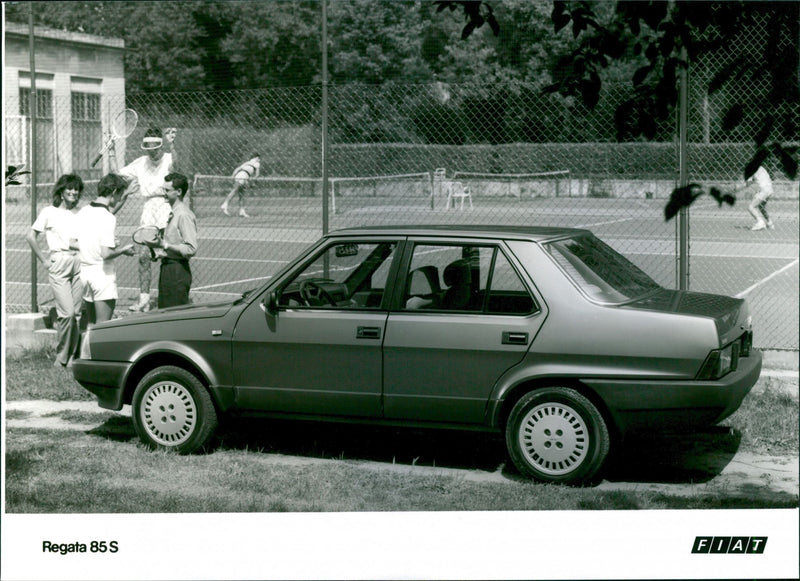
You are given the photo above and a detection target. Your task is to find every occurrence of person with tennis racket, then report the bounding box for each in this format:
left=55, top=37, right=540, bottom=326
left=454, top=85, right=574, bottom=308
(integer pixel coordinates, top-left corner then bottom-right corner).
left=221, top=153, right=260, bottom=218
left=76, top=173, right=136, bottom=325
left=113, top=126, right=178, bottom=312
left=155, top=172, right=197, bottom=308
left=745, top=164, right=775, bottom=231
left=26, top=174, right=85, bottom=368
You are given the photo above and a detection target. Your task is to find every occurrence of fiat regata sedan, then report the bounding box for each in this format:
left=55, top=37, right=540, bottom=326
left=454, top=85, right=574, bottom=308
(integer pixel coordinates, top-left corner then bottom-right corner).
left=72, top=225, right=761, bottom=484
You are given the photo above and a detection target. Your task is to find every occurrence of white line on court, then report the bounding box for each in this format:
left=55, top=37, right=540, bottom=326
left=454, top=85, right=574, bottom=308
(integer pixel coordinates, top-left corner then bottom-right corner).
left=576, top=200, right=725, bottom=229
left=2, top=247, right=285, bottom=265
left=577, top=217, right=638, bottom=228
left=194, top=256, right=287, bottom=264
left=193, top=276, right=273, bottom=292
left=735, top=258, right=799, bottom=298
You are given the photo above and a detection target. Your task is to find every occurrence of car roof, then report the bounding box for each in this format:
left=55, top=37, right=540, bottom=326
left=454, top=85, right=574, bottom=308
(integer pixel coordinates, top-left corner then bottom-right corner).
left=329, top=224, right=590, bottom=243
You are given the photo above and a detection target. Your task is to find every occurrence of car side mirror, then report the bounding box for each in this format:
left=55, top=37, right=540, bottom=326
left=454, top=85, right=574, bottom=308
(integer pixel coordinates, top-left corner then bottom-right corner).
left=261, top=291, right=278, bottom=316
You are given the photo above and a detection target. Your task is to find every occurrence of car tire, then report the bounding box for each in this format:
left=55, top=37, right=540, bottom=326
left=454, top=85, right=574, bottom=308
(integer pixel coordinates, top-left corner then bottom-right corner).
left=132, top=366, right=218, bottom=454
left=505, top=387, right=609, bottom=485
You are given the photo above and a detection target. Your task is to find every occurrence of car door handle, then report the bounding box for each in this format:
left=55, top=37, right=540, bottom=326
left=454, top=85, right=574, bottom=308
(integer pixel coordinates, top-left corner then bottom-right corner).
left=357, top=326, right=381, bottom=339
left=502, top=331, right=528, bottom=345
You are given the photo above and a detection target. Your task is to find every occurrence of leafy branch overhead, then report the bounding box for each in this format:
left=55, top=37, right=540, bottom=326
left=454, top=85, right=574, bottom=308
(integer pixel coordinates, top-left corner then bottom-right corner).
left=440, top=0, right=799, bottom=219
left=549, top=1, right=798, bottom=183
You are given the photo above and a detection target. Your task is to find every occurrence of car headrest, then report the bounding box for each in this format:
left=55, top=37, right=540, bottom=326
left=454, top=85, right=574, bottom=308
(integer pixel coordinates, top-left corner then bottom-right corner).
left=443, top=259, right=471, bottom=287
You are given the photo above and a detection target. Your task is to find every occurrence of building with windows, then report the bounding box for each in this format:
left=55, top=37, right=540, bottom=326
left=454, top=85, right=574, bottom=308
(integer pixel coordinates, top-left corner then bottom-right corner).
left=4, top=22, right=125, bottom=184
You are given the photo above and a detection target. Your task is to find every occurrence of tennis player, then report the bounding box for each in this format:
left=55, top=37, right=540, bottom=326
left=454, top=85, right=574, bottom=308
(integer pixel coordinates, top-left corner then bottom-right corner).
left=746, top=165, right=775, bottom=231
left=221, top=153, right=260, bottom=217
left=76, top=174, right=135, bottom=325
left=155, top=172, right=197, bottom=308
left=114, top=126, right=177, bottom=311
left=26, top=174, right=85, bottom=367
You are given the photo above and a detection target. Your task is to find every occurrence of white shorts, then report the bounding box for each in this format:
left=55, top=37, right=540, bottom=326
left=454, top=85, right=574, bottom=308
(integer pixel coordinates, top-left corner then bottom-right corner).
left=141, top=196, right=172, bottom=229
left=234, top=175, right=250, bottom=187
left=753, top=188, right=772, bottom=204
left=81, top=263, right=118, bottom=302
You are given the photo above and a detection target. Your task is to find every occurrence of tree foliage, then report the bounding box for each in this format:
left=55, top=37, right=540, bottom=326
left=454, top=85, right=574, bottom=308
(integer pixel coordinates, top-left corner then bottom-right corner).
left=438, top=0, right=799, bottom=183
left=6, top=0, right=797, bottom=187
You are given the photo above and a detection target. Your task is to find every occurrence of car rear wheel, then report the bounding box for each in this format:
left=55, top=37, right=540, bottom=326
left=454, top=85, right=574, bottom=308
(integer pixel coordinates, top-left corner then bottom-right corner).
left=132, top=366, right=218, bottom=453
left=505, top=387, right=609, bottom=484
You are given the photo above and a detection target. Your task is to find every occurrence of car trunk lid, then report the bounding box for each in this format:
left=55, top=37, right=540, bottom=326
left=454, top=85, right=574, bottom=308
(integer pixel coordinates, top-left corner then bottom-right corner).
left=624, top=289, right=750, bottom=346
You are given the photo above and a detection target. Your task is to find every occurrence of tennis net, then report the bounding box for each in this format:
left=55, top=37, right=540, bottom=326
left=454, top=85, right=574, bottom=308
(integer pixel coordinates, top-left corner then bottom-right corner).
left=330, top=172, right=433, bottom=214
left=192, top=174, right=322, bottom=199
left=451, top=170, right=571, bottom=198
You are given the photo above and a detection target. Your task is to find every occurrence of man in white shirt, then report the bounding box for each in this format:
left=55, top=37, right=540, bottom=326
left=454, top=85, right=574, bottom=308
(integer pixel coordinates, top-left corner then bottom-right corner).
left=746, top=165, right=775, bottom=231
left=76, top=173, right=135, bottom=324
left=114, top=127, right=177, bottom=311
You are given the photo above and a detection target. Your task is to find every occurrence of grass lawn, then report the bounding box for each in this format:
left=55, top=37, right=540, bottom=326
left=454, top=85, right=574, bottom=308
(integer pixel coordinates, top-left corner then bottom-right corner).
left=4, top=346, right=798, bottom=513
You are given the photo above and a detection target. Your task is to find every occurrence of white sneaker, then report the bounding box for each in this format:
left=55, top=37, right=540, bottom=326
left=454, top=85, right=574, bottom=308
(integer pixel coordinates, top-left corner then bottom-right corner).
left=239, top=208, right=250, bottom=218
left=767, top=220, right=775, bottom=229
left=129, top=294, right=151, bottom=312
left=221, top=203, right=230, bottom=216
left=750, top=221, right=766, bottom=231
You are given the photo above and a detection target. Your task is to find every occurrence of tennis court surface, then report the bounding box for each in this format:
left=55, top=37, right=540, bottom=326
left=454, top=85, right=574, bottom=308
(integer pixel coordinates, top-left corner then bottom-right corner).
left=4, top=194, right=798, bottom=350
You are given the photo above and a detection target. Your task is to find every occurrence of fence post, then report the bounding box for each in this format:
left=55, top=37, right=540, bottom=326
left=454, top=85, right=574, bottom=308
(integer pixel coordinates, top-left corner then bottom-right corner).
left=678, top=45, right=690, bottom=291
left=321, top=0, right=329, bottom=236
left=28, top=5, right=39, bottom=313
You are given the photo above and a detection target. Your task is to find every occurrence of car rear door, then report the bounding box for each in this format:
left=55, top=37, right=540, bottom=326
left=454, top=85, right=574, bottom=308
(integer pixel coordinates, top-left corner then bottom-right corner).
left=382, top=237, right=546, bottom=424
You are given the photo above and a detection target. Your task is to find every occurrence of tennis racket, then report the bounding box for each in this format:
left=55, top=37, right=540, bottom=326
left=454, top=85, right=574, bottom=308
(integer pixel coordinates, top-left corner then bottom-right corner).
left=132, top=225, right=162, bottom=247
left=91, top=108, right=138, bottom=167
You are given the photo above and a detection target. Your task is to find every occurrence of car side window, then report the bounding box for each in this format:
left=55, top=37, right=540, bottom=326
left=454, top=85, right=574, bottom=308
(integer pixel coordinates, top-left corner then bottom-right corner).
left=402, top=243, right=534, bottom=315
left=485, top=251, right=536, bottom=315
left=278, top=242, right=397, bottom=309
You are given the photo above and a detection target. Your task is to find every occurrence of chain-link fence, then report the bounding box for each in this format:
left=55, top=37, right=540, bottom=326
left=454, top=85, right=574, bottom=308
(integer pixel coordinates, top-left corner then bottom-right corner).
left=5, top=22, right=798, bottom=350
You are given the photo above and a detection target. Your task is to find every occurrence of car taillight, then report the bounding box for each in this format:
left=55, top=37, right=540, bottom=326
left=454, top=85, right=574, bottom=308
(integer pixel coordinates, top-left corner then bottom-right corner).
left=740, top=330, right=752, bottom=357
left=697, top=341, right=740, bottom=380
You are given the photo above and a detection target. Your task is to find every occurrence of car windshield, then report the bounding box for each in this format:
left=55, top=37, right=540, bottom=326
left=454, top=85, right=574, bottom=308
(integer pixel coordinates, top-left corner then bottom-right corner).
left=544, top=234, right=661, bottom=303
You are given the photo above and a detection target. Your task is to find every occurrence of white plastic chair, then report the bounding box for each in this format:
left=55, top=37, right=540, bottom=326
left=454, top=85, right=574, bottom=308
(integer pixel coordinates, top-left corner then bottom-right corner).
left=446, top=181, right=473, bottom=210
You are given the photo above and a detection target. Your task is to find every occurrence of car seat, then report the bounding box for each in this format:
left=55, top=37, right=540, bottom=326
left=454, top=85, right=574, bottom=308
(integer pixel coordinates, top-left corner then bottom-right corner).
left=441, top=259, right=472, bottom=310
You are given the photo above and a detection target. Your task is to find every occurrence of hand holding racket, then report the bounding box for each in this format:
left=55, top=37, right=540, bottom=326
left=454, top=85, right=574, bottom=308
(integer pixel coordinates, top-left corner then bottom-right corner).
left=91, top=108, right=138, bottom=168
left=132, top=225, right=165, bottom=261
left=132, top=225, right=164, bottom=248
left=164, top=127, right=177, bottom=144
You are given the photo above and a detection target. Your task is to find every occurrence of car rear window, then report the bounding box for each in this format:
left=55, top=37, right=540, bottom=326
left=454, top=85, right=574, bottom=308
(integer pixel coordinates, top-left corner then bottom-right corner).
left=545, top=234, right=661, bottom=303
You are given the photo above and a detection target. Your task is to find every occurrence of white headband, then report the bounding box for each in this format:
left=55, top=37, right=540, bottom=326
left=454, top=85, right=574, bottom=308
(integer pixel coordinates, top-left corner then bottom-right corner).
left=141, top=137, right=163, bottom=150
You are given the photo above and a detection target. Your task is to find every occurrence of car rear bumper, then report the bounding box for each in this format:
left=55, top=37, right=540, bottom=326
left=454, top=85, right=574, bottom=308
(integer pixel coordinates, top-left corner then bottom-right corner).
left=582, top=349, right=762, bottom=433
left=71, top=359, right=132, bottom=411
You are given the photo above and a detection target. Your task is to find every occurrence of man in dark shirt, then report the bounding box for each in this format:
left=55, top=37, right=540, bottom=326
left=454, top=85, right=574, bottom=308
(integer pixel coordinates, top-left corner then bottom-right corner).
left=156, top=172, right=197, bottom=308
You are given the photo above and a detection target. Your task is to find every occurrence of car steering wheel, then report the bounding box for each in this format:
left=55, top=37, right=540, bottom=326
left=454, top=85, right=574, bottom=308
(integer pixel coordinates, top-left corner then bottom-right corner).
left=299, top=280, right=337, bottom=306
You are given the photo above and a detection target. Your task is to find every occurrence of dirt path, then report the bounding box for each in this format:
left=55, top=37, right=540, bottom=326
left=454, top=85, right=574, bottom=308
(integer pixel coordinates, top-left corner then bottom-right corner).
left=6, top=399, right=798, bottom=500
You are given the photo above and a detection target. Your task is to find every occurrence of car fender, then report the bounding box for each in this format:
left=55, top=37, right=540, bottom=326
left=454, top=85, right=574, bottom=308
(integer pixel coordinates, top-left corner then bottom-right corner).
left=484, top=358, right=677, bottom=430
left=124, top=340, right=231, bottom=409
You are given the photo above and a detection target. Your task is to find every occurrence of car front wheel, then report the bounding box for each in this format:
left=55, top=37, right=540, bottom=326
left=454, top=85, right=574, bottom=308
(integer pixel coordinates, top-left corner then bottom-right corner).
left=505, top=387, right=609, bottom=484
left=132, top=366, right=218, bottom=453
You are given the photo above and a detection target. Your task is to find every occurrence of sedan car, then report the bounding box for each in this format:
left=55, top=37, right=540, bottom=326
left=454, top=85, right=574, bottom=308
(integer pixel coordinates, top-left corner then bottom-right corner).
left=73, top=225, right=761, bottom=484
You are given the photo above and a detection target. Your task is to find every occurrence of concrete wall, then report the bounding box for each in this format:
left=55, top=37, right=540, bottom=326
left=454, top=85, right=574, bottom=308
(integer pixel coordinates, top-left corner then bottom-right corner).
left=569, top=179, right=799, bottom=200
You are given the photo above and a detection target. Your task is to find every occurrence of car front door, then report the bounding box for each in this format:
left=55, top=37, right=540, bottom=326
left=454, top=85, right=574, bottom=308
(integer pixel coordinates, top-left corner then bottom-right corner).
left=383, top=239, right=546, bottom=424
left=231, top=238, right=401, bottom=417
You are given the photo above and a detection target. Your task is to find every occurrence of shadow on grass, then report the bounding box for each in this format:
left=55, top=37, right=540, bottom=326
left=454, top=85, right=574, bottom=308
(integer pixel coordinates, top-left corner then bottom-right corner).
left=87, top=416, right=137, bottom=442
left=218, top=416, right=746, bottom=486
left=217, top=416, right=509, bottom=473
left=603, top=426, right=742, bottom=484
left=83, top=414, right=745, bottom=486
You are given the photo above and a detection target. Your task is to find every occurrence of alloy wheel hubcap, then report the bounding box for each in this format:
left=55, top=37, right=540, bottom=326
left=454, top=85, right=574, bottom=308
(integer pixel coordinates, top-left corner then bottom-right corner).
left=519, top=402, right=589, bottom=476
left=141, top=381, right=197, bottom=446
